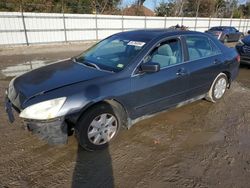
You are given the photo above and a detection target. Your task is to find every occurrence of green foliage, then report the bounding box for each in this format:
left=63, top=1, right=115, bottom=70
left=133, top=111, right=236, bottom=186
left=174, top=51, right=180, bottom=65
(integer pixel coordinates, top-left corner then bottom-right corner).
left=0, top=0, right=121, bottom=14
left=155, top=1, right=175, bottom=16
left=155, top=0, right=250, bottom=18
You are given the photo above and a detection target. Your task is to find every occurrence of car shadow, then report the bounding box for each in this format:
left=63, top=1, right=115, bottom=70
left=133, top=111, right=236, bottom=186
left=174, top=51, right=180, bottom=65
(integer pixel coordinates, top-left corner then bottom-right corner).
left=71, top=145, right=114, bottom=188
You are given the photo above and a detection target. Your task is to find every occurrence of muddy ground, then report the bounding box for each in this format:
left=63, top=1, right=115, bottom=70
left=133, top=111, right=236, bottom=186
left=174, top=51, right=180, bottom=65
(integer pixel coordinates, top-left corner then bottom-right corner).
left=0, top=42, right=249, bottom=188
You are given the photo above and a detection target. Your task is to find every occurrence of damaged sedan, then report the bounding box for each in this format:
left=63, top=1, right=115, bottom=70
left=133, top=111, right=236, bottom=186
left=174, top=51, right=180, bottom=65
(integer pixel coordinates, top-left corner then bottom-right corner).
left=5, top=29, right=239, bottom=151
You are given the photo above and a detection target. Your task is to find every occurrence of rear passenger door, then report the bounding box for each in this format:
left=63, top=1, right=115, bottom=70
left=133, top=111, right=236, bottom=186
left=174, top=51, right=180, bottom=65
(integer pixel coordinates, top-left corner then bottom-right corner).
left=185, top=35, right=222, bottom=99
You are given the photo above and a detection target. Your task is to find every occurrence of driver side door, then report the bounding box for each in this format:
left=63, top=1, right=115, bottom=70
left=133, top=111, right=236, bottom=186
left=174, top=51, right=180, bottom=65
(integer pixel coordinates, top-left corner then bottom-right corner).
left=130, top=37, right=189, bottom=118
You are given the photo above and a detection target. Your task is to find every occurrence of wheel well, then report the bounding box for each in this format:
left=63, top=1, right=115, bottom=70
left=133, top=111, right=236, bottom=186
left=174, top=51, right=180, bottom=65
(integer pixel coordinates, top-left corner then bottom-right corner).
left=77, top=99, right=129, bottom=128
left=222, top=71, right=231, bottom=87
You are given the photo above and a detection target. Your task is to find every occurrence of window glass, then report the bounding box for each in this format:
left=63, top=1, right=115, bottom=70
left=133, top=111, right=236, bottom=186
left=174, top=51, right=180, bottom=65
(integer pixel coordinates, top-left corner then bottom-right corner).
left=209, top=27, right=224, bottom=31
left=231, top=27, right=237, bottom=32
left=209, top=40, right=221, bottom=54
left=76, top=36, right=147, bottom=72
left=186, top=36, right=219, bottom=61
left=145, top=39, right=182, bottom=68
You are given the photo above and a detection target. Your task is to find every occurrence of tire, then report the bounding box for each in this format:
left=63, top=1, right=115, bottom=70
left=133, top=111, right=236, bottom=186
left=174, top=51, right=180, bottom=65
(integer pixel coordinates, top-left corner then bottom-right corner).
left=224, top=35, right=229, bottom=43
left=206, top=73, right=228, bottom=103
left=75, top=103, right=121, bottom=151
left=239, top=34, right=244, bottom=40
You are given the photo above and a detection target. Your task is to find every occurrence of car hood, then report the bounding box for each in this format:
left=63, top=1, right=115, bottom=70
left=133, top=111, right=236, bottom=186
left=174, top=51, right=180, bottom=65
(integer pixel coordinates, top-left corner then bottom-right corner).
left=242, top=35, right=250, bottom=46
left=10, top=59, right=111, bottom=108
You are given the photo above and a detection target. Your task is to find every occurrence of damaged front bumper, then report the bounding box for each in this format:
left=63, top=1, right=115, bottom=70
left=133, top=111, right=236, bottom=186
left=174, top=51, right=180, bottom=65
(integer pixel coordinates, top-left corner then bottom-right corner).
left=26, top=118, right=68, bottom=145
left=5, top=96, right=68, bottom=145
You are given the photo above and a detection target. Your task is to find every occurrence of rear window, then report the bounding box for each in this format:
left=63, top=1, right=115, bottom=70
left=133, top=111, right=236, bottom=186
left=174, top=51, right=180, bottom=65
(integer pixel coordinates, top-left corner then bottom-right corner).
left=186, top=36, right=220, bottom=61
left=210, top=27, right=224, bottom=31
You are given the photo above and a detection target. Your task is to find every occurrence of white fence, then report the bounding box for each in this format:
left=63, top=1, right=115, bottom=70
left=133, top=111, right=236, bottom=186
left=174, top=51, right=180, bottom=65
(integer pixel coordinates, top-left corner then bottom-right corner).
left=1, top=11, right=250, bottom=46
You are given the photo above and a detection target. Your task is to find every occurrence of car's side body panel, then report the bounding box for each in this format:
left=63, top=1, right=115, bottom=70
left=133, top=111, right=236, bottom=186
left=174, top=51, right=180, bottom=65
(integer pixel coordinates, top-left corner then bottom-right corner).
left=130, top=63, right=189, bottom=119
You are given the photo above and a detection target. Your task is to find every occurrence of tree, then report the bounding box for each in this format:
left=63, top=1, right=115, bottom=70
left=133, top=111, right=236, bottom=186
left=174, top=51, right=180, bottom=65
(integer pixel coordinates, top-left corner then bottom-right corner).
left=155, top=1, right=175, bottom=16
left=0, top=0, right=122, bottom=14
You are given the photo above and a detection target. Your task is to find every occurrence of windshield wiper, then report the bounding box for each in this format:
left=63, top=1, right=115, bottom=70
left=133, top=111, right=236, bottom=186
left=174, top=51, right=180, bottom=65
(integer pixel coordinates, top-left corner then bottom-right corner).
left=72, top=57, right=101, bottom=70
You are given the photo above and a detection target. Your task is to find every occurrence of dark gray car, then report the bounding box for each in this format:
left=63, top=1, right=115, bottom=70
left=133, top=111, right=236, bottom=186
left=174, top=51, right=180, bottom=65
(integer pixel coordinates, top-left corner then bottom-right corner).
left=205, top=26, right=244, bottom=43
left=5, top=29, right=240, bottom=151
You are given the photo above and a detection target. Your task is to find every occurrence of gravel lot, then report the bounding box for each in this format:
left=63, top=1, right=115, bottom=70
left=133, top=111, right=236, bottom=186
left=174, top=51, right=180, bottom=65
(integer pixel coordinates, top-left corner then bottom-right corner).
left=0, top=42, right=249, bottom=188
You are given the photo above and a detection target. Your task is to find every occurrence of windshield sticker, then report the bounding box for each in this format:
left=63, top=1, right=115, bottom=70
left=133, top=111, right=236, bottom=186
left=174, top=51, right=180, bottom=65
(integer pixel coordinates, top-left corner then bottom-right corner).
left=117, top=64, right=124, bottom=68
left=127, top=41, right=145, bottom=47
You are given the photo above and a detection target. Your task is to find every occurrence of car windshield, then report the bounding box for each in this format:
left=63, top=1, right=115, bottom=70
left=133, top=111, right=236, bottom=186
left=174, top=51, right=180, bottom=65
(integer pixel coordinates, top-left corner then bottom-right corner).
left=209, top=27, right=224, bottom=31
left=75, top=36, right=147, bottom=72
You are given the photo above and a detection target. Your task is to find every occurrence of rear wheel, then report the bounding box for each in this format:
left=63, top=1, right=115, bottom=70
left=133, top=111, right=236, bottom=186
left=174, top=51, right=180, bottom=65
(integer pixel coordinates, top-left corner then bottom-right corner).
left=206, top=73, right=228, bottom=103
left=75, top=103, right=121, bottom=151
left=224, top=35, right=229, bottom=43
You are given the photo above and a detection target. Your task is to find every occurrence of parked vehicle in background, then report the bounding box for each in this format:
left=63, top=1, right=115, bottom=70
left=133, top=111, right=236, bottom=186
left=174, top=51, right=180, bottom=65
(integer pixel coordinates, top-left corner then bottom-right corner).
left=205, top=26, right=244, bottom=43
left=5, top=29, right=240, bottom=151
left=236, top=35, right=250, bottom=65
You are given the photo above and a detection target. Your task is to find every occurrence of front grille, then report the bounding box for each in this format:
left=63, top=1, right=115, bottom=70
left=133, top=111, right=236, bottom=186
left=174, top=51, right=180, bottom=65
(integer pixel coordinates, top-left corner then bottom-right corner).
left=243, top=45, right=250, bottom=53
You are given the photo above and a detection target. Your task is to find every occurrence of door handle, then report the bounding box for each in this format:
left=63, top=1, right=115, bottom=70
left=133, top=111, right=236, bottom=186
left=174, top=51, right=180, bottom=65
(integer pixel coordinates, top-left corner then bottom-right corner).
left=176, top=68, right=187, bottom=76
left=214, top=59, right=220, bottom=65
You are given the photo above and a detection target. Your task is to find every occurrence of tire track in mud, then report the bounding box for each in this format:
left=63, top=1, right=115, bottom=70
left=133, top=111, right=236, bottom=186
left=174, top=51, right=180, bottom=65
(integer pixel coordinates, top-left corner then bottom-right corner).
left=0, top=79, right=249, bottom=187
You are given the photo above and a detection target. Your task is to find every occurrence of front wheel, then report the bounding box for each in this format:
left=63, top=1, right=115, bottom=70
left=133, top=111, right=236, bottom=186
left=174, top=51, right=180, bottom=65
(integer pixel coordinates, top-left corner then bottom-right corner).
left=224, top=36, right=229, bottom=43
left=206, top=73, right=228, bottom=103
left=75, top=103, right=121, bottom=151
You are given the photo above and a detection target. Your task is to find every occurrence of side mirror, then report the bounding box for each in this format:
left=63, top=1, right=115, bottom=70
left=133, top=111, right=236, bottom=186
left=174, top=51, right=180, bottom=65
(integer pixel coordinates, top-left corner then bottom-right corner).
left=140, top=63, right=160, bottom=73
left=236, top=30, right=239, bottom=32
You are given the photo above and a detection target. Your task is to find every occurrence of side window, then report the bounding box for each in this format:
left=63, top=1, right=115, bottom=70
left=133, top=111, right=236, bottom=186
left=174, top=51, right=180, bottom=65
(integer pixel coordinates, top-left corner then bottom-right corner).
left=186, top=36, right=219, bottom=61
left=145, top=38, right=182, bottom=68
left=209, top=39, right=221, bottom=55
left=232, top=27, right=238, bottom=32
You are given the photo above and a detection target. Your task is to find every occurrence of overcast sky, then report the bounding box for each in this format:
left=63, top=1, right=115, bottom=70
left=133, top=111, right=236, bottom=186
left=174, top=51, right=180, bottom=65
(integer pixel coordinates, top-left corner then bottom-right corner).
left=122, top=0, right=248, bottom=10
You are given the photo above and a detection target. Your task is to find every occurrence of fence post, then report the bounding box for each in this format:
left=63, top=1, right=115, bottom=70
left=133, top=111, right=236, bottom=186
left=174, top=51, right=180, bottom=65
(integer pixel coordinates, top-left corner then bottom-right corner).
left=239, top=18, right=242, bottom=31
left=21, top=4, right=29, bottom=46
left=230, top=17, right=232, bottom=26
left=164, top=16, right=167, bottom=28
left=144, top=16, right=147, bottom=29
left=220, top=18, right=222, bottom=26
left=244, top=19, right=247, bottom=33
left=247, top=19, right=249, bottom=33
left=194, top=17, right=198, bottom=31
left=181, top=16, right=184, bottom=26
left=242, top=19, right=246, bottom=33
left=121, top=14, right=124, bottom=31
left=208, top=16, right=211, bottom=30
left=62, top=2, right=67, bottom=43
left=95, top=13, right=98, bottom=40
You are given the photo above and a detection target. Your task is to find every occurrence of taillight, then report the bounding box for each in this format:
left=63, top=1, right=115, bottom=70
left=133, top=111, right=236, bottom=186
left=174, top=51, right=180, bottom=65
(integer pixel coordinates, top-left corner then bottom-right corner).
left=236, top=55, right=240, bottom=63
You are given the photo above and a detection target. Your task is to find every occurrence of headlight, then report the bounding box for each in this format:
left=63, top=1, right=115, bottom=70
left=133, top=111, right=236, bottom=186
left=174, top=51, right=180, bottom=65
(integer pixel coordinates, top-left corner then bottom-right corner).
left=19, top=97, right=66, bottom=120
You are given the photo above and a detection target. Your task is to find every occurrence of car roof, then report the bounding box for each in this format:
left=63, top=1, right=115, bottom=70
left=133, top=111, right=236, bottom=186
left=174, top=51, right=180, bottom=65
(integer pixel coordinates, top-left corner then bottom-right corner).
left=114, top=29, right=201, bottom=42
left=211, top=26, right=233, bottom=28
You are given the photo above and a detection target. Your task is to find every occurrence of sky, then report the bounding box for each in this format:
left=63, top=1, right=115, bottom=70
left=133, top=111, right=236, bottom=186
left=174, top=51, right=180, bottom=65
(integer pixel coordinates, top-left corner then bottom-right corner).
left=122, top=0, right=248, bottom=11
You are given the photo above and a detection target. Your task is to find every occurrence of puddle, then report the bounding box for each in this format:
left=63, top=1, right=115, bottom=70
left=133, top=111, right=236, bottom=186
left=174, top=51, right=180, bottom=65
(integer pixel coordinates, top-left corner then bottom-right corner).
left=0, top=60, right=55, bottom=78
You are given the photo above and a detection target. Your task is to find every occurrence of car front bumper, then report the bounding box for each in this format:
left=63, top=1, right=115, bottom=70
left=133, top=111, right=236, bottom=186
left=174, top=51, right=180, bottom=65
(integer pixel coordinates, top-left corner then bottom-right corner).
left=5, top=96, right=68, bottom=145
